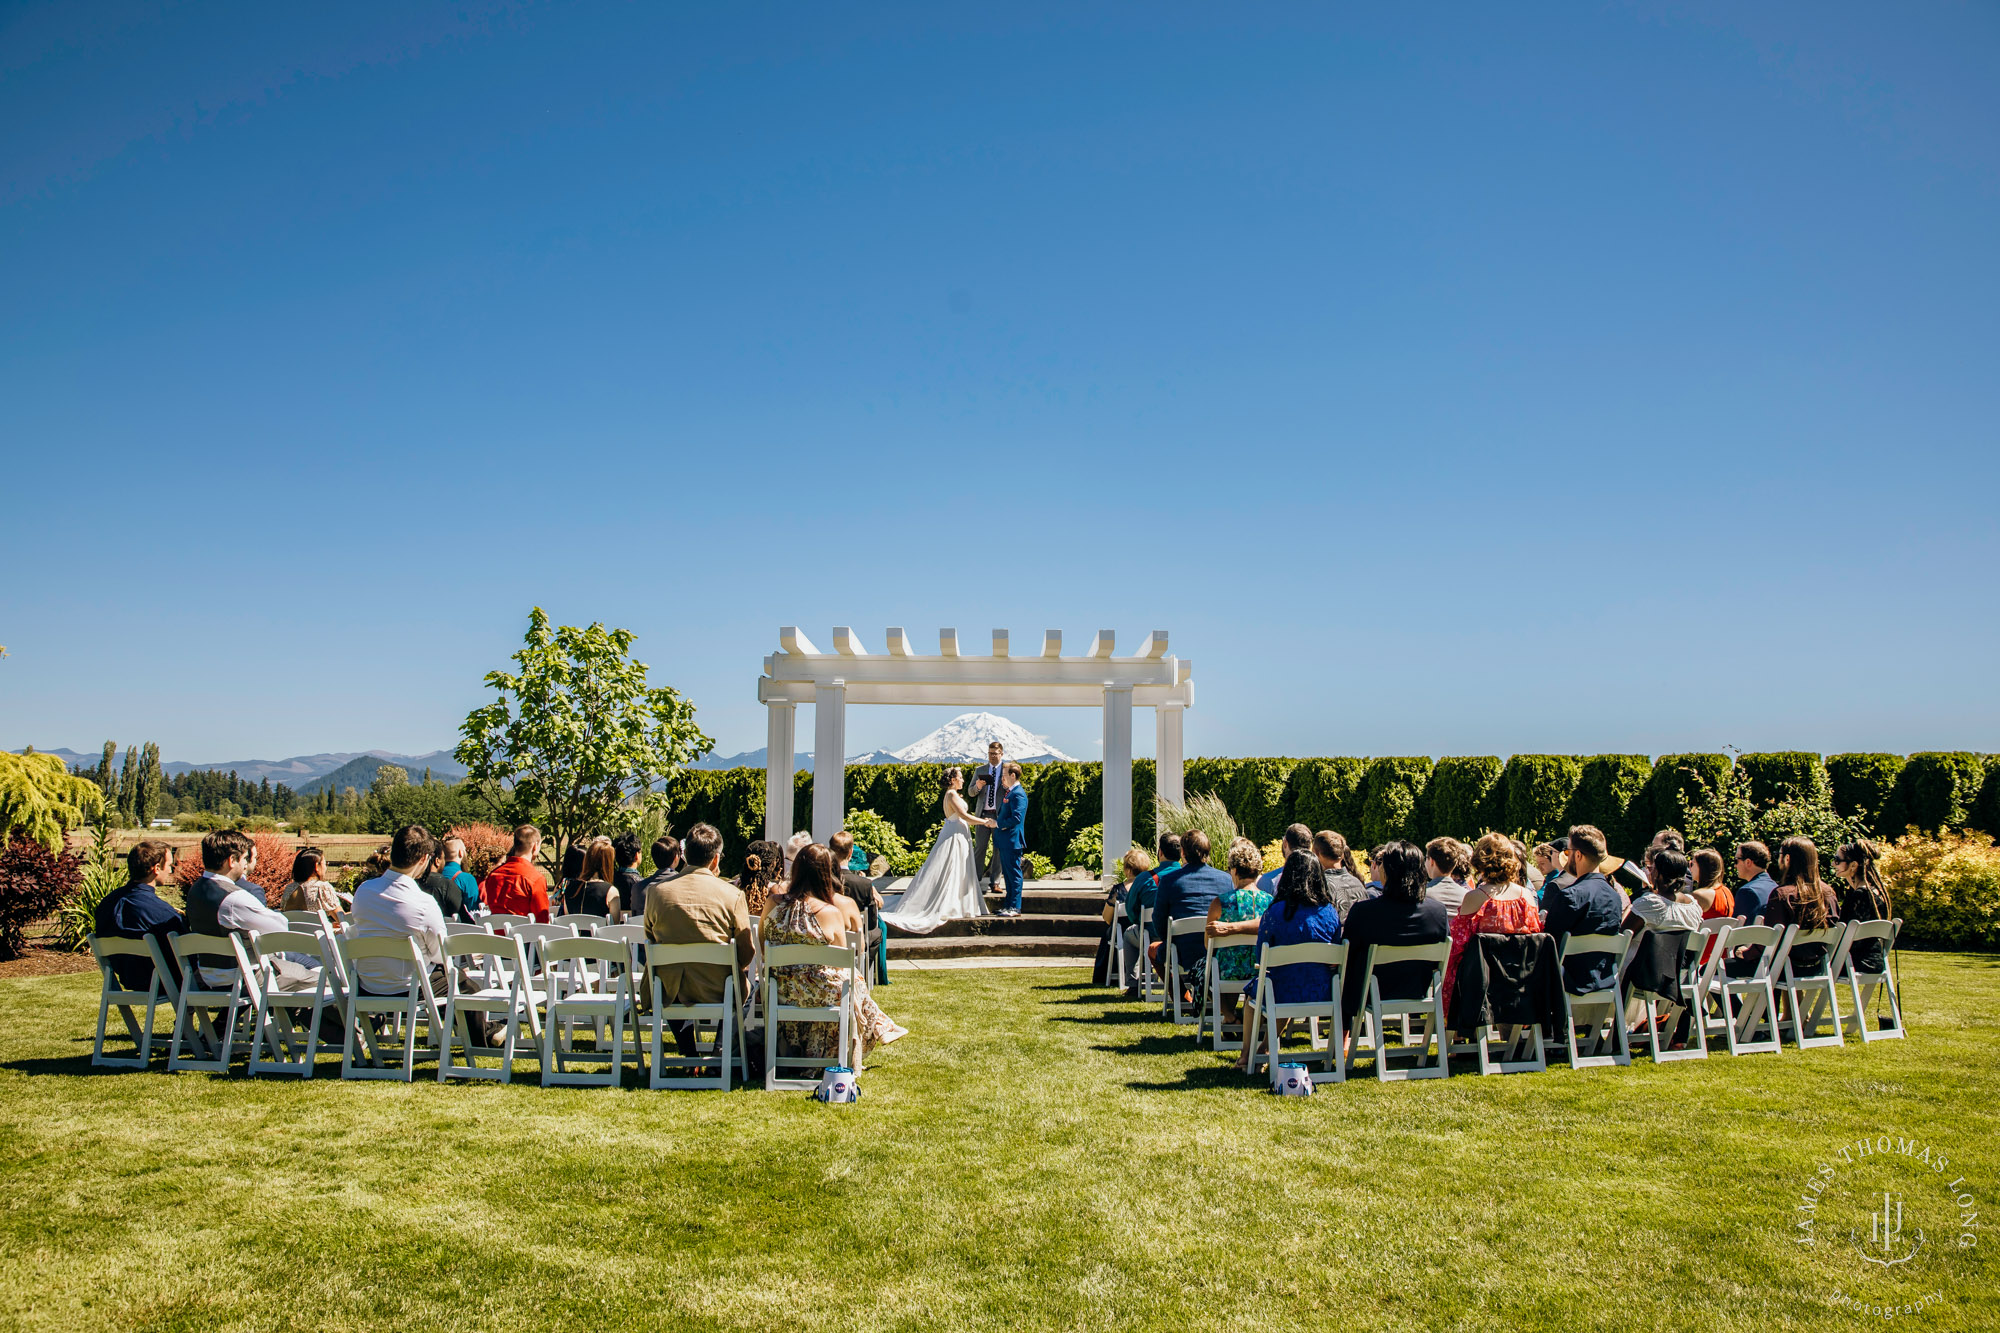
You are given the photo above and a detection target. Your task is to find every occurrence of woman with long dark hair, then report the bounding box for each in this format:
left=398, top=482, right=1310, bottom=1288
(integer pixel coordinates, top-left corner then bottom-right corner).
left=1236, top=848, right=1340, bottom=1071
left=1832, top=839, right=1892, bottom=975
left=561, top=837, right=622, bottom=920
left=1766, top=836, right=1840, bottom=974
left=1338, top=839, right=1450, bottom=1023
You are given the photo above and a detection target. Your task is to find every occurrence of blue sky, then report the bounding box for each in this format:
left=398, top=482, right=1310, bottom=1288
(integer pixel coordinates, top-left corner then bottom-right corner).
left=3, top=2, right=1997, bottom=767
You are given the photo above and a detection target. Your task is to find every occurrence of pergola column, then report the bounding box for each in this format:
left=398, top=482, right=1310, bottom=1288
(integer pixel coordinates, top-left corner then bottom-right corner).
left=1101, top=684, right=1133, bottom=885
left=1155, top=700, right=1185, bottom=809
left=763, top=701, right=796, bottom=843
left=812, top=680, right=847, bottom=842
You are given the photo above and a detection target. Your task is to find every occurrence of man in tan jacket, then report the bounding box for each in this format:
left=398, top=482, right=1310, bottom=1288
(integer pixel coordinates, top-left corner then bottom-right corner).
left=643, top=822, right=754, bottom=1056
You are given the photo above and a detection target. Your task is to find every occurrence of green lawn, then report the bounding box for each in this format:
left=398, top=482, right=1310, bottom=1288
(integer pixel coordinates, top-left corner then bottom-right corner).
left=2, top=954, right=1996, bottom=1332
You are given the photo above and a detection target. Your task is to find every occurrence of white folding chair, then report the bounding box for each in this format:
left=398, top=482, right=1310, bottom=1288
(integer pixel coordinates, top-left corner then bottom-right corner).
left=1346, top=941, right=1450, bottom=1081
left=441, top=934, right=542, bottom=1082
left=551, top=913, right=609, bottom=936
left=168, top=934, right=258, bottom=1074
left=483, top=913, right=533, bottom=933
left=1133, top=908, right=1162, bottom=1003
left=1200, top=934, right=1254, bottom=1050
left=1707, top=924, right=1790, bottom=1056
left=644, top=942, right=747, bottom=1090
left=510, top=921, right=576, bottom=1005
left=1625, top=931, right=1709, bottom=1064
left=541, top=937, right=632, bottom=1087
left=1246, top=942, right=1347, bottom=1083
left=762, top=942, right=857, bottom=1091
left=1833, top=918, right=1905, bottom=1042
left=248, top=929, right=338, bottom=1077
left=87, top=934, right=179, bottom=1069
left=1549, top=932, right=1632, bottom=1069
left=338, top=935, right=446, bottom=1081
left=1164, top=917, right=1206, bottom=1025
left=1444, top=935, right=1552, bottom=1076
left=1781, top=923, right=1849, bottom=1049
left=1107, top=899, right=1129, bottom=991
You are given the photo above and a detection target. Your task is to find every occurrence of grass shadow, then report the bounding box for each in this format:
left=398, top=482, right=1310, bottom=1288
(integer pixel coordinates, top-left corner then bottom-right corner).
left=1, top=1054, right=121, bottom=1077
left=1123, top=1065, right=1247, bottom=1091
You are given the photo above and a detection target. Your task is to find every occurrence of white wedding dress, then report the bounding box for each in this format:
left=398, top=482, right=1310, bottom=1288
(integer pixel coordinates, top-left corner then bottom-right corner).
left=878, top=794, right=989, bottom=935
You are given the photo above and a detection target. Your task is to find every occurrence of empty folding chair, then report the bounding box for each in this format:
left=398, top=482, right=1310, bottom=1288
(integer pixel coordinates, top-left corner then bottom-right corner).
left=541, top=937, right=632, bottom=1087
left=439, top=934, right=541, bottom=1083
left=338, top=935, right=446, bottom=1081
left=248, top=929, right=339, bottom=1077
left=1781, top=923, right=1850, bottom=1049
left=1164, top=917, right=1206, bottom=1026
left=644, top=941, right=747, bottom=1090
left=1346, top=941, right=1451, bottom=1081
left=87, top=934, right=180, bottom=1069
left=1706, top=924, right=1790, bottom=1056
left=762, top=942, right=857, bottom=1091
left=1245, top=941, right=1347, bottom=1083
left=1833, top=918, right=1905, bottom=1042
left=1626, top=932, right=1709, bottom=1064
left=1200, top=933, right=1253, bottom=1050
left=1548, top=932, right=1633, bottom=1069
left=169, top=934, right=260, bottom=1073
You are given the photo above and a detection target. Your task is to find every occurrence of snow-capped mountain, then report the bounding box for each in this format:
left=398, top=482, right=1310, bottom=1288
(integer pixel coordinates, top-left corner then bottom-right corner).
left=877, top=712, right=1074, bottom=765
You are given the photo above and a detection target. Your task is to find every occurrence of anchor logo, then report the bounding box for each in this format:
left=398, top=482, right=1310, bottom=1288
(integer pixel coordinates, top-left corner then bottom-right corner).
left=1851, top=1192, right=1925, bottom=1267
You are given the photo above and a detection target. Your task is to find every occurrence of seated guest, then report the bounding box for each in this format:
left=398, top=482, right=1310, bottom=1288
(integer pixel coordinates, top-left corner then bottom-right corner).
left=632, top=833, right=683, bottom=921
left=612, top=833, right=645, bottom=921
left=1832, top=840, right=1892, bottom=976
left=560, top=837, right=622, bottom=920
left=1237, top=849, right=1341, bottom=1071
left=1365, top=846, right=1388, bottom=891
left=417, top=843, right=478, bottom=925
left=1153, top=830, right=1231, bottom=997
left=1538, top=825, right=1625, bottom=995
left=435, top=837, right=482, bottom=914
left=1313, top=830, right=1369, bottom=919
left=1733, top=840, right=1776, bottom=923
left=1098, top=847, right=1152, bottom=987
left=736, top=839, right=783, bottom=916
left=1203, top=838, right=1275, bottom=1017
left=644, top=822, right=755, bottom=1058
left=1258, top=824, right=1314, bottom=895
left=1625, top=849, right=1703, bottom=933
left=555, top=842, right=589, bottom=911
left=1423, top=837, right=1471, bottom=914
left=1120, top=833, right=1181, bottom=998
left=1765, top=836, right=1840, bottom=974
left=761, top=844, right=902, bottom=1062
left=352, top=824, right=491, bottom=1043
left=1692, top=848, right=1734, bottom=919
left=1340, top=840, right=1451, bottom=1024
left=185, top=828, right=318, bottom=991
left=93, top=840, right=185, bottom=990
left=781, top=831, right=814, bottom=886
left=279, top=846, right=343, bottom=924
left=1533, top=836, right=1572, bottom=908
left=1443, top=832, right=1543, bottom=1016
left=481, top=824, right=552, bottom=922
left=828, top=830, right=883, bottom=932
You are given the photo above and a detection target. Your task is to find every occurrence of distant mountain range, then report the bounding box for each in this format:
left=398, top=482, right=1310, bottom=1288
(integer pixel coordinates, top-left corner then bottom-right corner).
left=16, top=746, right=465, bottom=790
left=690, top=712, right=1073, bottom=770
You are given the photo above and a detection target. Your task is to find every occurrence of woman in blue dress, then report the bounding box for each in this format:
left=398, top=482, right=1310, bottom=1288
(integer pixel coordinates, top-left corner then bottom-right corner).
left=1237, top=849, right=1342, bottom=1072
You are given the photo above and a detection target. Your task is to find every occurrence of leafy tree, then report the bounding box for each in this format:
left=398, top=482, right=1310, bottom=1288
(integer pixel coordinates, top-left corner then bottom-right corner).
left=115, top=745, right=137, bottom=826
left=457, top=607, right=713, bottom=871
left=0, top=751, right=104, bottom=852
left=1682, top=761, right=1866, bottom=883
left=135, top=742, right=163, bottom=828
left=370, top=764, right=410, bottom=797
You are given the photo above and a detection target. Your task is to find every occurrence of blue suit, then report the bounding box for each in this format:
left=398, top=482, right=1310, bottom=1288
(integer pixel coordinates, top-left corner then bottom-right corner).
left=995, top=782, right=1029, bottom=912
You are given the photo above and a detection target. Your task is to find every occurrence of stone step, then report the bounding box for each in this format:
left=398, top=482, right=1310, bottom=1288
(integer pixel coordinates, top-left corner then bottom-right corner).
left=885, top=934, right=1098, bottom=960
left=893, top=913, right=1102, bottom=940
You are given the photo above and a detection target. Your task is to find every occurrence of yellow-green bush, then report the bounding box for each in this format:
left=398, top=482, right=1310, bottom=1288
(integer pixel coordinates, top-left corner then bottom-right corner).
left=1881, top=831, right=2000, bottom=949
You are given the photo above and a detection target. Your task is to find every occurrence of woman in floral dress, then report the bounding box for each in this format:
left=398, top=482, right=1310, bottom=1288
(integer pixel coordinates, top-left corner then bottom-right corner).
left=761, top=844, right=898, bottom=1064
left=1199, top=838, right=1275, bottom=1019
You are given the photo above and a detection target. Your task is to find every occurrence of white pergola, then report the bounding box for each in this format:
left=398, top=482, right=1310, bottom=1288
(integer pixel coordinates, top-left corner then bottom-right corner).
left=756, top=627, right=1193, bottom=881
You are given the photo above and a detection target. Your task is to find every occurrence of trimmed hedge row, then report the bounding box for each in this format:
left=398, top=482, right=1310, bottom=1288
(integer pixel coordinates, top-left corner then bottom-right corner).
left=665, top=750, right=2000, bottom=872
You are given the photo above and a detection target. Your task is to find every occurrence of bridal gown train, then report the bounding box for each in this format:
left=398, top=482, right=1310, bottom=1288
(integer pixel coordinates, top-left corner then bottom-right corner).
left=878, top=816, right=989, bottom=934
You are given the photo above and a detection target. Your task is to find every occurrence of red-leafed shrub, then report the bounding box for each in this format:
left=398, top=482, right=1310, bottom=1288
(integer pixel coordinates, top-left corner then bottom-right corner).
left=0, top=835, right=83, bottom=959
left=451, top=823, right=512, bottom=882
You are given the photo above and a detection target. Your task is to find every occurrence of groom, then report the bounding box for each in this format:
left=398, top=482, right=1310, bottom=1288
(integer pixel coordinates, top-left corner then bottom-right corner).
left=994, top=761, right=1029, bottom=917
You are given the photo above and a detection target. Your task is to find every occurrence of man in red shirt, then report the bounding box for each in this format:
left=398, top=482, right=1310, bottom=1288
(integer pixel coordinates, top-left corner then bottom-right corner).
left=481, top=825, right=552, bottom=922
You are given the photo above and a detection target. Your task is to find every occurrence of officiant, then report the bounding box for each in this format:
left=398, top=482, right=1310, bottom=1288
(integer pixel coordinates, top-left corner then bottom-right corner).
left=968, top=739, right=1006, bottom=895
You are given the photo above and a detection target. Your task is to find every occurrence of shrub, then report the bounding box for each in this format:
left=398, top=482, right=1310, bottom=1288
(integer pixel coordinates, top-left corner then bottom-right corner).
left=0, top=834, right=82, bottom=959
left=1358, top=758, right=1431, bottom=847
left=1225, top=759, right=1295, bottom=845
left=1064, top=823, right=1104, bottom=873
left=842, top=809, right=910, bottom=871
left=1735, top=752, right=1829, bottom=807
left=1156, top=793, right=1239, bottom=858
left=56, top=857, right=123, bottom=953
left=1565, top=755, right=1653, bottom=856
left=1827, top=754, right=1906, bottom=828
left=1022, top=851, right=1055, bottom=881
left=1977, top=760, right=2000, bottom=840
left=1682, top=762, right=1868, bottom=875
left=1496, top=755, right=1581, bottom=841
left=1422, top=757, right=1503, bottom=841
left=1258, top=838, right=1285, bottom=873
left=450, top=822, right=513, bottom=881
left=0, top=751, right=103, bottom=852
left=1880, top=831, right=2000, bottom=949
left=1892, top=752, right=1988, bottom=833
left=1640, top=754, right=1732, bottom=838
left=244, top=832, right=296, bottom=905
left=1285, top=758, right=1368, bottom=840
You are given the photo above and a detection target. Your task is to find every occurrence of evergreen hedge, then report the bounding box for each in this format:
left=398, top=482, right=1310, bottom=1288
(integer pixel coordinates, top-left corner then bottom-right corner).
left=1496, top=755, right=1582, bottom=842
left=1735, top=752, right=1829, bottom=807
left=1564, top=755, right=1654, bottom=856
left=1423, top=757, right=1503, bottom=843
left=1828, top=754, right=1906, bottom=827
left=1893, top=752, right=1988, bottom=833
left=1358, top=757, right=1432, bottom=847
left=1639, top=754, right=1732, bottom=838
left=1285, top=758, right=1368, bottom=837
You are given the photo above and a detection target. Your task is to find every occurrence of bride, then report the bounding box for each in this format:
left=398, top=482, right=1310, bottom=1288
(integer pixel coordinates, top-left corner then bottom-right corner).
left=879, top=767, right=996, bottom=934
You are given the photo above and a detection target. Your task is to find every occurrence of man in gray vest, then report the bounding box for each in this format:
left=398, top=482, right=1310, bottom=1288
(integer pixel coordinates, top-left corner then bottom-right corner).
left=967, top=739, right=1006, bottom=895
